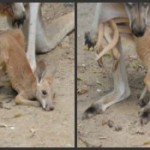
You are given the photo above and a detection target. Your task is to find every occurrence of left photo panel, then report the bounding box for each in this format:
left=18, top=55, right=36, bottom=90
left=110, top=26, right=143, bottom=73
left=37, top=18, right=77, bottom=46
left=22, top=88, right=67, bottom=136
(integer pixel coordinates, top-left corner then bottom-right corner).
left=0, top=2, right=74, bottom=147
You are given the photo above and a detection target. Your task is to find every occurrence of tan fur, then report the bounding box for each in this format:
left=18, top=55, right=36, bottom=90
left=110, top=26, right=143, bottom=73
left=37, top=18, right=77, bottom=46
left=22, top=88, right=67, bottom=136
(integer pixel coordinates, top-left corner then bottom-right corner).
left=96, top=20, right=119, bottom=61
left=0, top=29, right=55, bottom=110
left=0, top=29, right=37, bottom=102
left=134, top=27, right=150, bottom=93
left=134, top=27, right=150, bottom=69
left=95, top=17, right=131, bottom=70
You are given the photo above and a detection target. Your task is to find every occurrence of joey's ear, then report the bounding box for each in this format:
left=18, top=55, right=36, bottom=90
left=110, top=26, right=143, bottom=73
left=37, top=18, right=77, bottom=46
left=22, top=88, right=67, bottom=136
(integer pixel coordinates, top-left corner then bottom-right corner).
left=49, top=64, right=56, bottom=77
left=36, top=60, right=46, bottom=82
left=46, top=62, right=57, bottom=77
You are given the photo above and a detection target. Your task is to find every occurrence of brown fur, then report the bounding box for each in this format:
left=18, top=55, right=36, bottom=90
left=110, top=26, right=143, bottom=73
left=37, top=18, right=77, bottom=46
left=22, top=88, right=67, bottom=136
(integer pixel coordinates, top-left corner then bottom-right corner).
left=134, top=27, right=150, bottom=69
left=95, top=18, right=131, bottom=70
left=133, top=27, right=150, bottom=124
left=0, top=29, right=55, bottom=110
left=134, top=27, right=150, bottom=89
left=0, top=29, right=37, bottom=100
left=0, top=4, right=14, bottom=18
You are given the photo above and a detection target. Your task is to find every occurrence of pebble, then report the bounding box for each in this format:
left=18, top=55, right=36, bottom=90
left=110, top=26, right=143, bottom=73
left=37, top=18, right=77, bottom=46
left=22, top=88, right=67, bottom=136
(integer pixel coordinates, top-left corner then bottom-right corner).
left=108, top=120, right=114, bottom=128
left=97, top=89, right=102, bottom=93
left=114, top=125, right=122, bottom=132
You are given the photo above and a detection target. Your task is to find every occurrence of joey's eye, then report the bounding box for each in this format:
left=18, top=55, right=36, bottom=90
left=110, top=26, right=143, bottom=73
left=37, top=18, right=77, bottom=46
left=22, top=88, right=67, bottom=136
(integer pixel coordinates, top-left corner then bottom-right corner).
left=42, top=90, right=47, bottom=96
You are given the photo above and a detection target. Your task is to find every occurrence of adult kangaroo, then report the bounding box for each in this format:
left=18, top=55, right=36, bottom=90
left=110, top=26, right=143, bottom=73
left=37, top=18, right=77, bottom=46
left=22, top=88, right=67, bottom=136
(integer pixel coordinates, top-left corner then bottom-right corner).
left=83, top=3, right=150, bottom=119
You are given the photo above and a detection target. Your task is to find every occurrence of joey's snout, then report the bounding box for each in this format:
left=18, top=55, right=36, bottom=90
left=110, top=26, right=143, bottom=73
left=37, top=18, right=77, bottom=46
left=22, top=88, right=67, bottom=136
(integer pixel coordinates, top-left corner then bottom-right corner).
left=36, top=88, right=55, bottom=111
left=41, top=100, right=54, bottom=111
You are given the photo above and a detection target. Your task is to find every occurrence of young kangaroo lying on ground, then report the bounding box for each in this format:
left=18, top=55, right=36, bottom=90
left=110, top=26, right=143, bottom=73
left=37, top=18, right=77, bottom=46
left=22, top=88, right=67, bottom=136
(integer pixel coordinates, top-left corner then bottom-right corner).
left=0, top=29, right=55, bottom=111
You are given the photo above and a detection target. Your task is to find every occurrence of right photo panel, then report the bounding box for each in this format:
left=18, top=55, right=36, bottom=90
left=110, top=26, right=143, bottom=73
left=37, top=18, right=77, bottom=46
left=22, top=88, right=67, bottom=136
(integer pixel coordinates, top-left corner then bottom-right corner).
left=77, top=2, right=150, bottom=147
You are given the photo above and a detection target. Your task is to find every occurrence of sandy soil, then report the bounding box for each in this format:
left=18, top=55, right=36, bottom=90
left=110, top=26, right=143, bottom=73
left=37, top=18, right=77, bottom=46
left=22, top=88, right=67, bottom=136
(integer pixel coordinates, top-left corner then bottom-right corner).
left=77, top=3, right=150, bottom=147
left=0, top=3, right=74, bottom=147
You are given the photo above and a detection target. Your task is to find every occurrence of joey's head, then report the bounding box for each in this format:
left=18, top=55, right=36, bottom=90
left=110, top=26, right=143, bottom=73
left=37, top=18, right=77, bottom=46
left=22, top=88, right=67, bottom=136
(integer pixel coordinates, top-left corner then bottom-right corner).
left=35, top=60, right=56, bottom=111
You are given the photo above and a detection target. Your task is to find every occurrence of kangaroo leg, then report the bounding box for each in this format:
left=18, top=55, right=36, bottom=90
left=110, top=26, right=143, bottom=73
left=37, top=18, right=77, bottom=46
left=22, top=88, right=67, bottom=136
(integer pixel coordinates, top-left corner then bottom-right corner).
left=25, top=3, right=40, bottom=72
left=138, top=86, right=148, bottom=107
left=140, top=101, right=150, bottom=125
left=85, top=3, right=102, bottom=49
left=36, top=11, right=74, bottom=53
left=35, top=4, right=50, bottom=53
left=140, top=78, right=150, bottom=125
left=15, top=93, right=40, bottom=107
left=139, top=73, right=150, bottom=107
left=82, top=38, right=131, bottom=119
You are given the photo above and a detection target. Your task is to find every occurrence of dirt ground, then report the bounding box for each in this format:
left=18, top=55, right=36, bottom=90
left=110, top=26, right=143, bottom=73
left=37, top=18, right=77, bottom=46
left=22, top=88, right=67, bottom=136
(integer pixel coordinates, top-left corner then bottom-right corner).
left=0, top=3, right=74, bottom=147
left=77, top=3, right=150, bottom=147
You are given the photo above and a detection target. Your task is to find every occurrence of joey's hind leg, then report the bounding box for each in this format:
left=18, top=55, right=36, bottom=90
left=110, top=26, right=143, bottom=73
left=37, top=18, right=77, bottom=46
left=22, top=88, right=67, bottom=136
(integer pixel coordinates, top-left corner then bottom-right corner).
left=139, top=74, right=150, bottom=107
left=140, top=77, right=150, bottom=124
left=138, top=86, right=149, bottom=107
left=82, top=38, right=131, bottom=119
left=15, top=93, right=40, bottom=107
left=140, top=101, right=150, bottom=125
